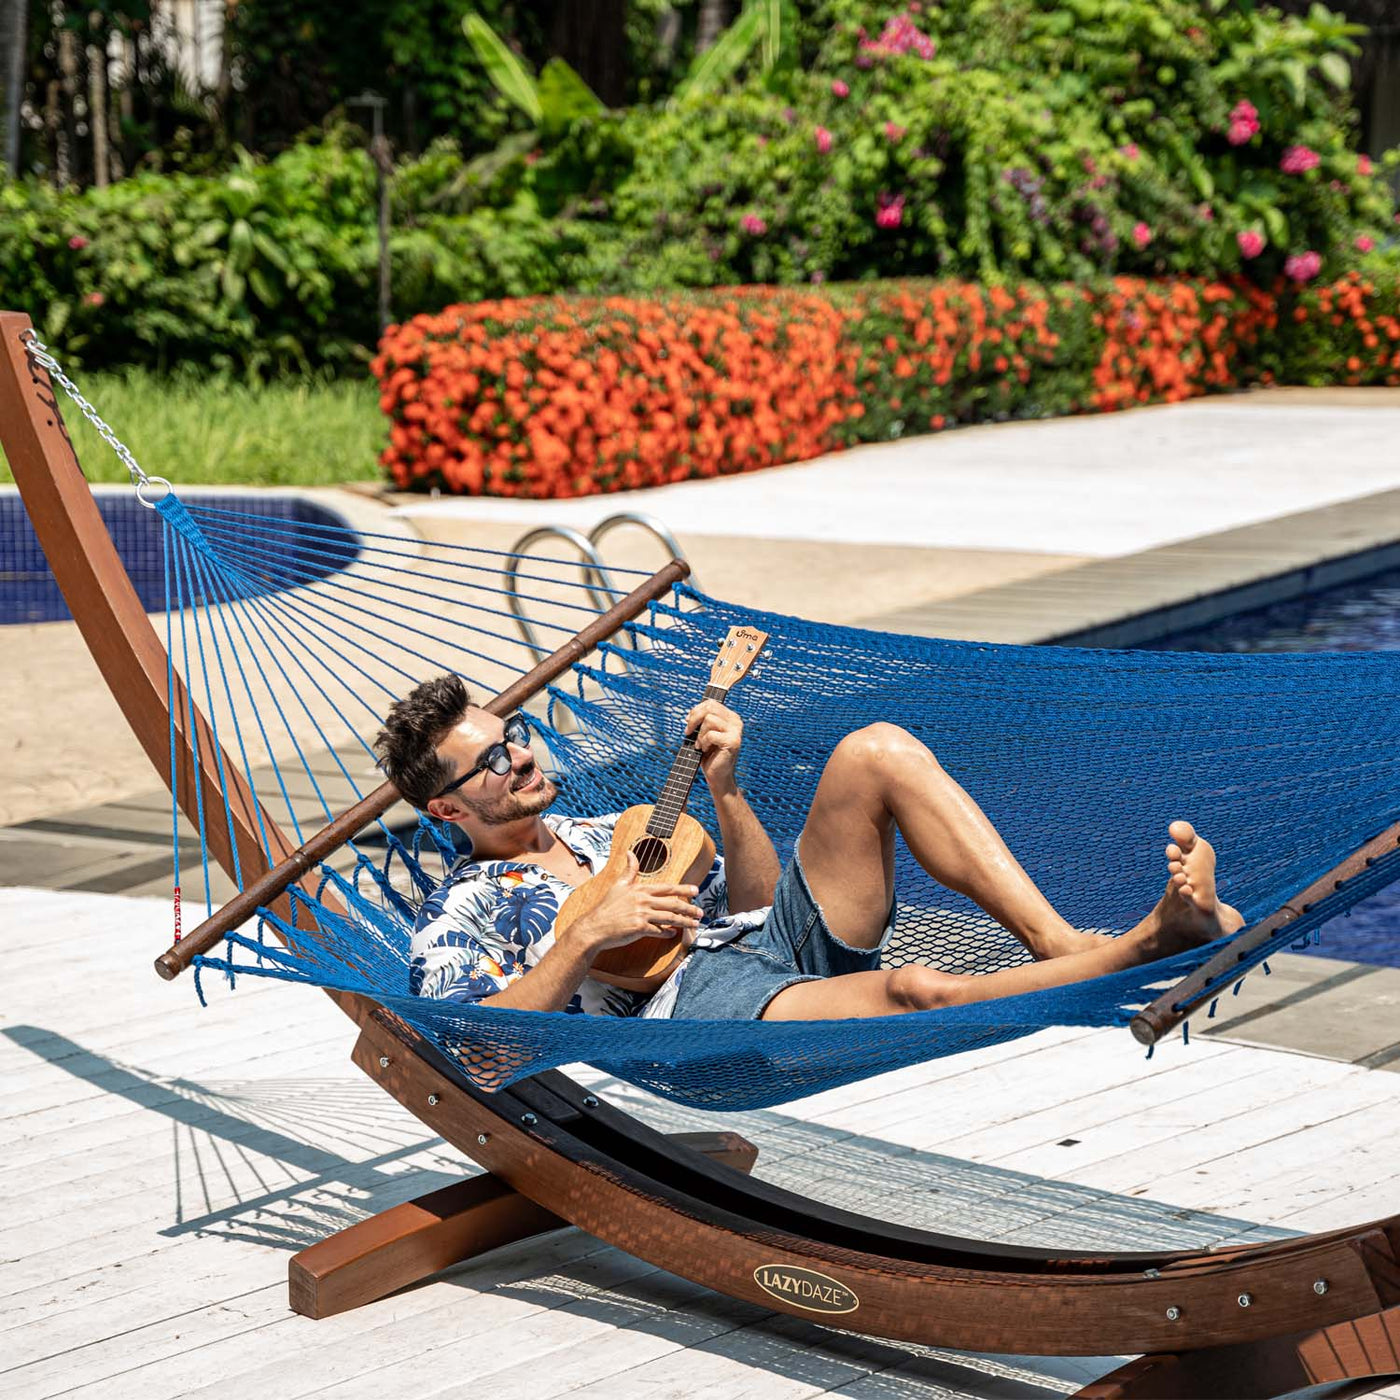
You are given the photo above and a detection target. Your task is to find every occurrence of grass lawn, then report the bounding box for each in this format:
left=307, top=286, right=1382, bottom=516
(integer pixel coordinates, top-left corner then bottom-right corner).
left=1, top=369, right=386, bottom=487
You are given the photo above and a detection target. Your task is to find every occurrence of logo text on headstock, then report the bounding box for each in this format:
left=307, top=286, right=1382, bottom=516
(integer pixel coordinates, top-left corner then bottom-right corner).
left=711, top=625, right=770, bottom=688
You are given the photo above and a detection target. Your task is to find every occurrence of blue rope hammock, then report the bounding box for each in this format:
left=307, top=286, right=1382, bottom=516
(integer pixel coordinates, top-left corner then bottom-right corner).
left=141, top=488, right=1400, bottom=1111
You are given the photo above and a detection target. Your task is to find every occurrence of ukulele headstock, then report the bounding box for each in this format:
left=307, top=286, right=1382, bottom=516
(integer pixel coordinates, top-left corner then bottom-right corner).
left=709, top=625, right=769, bottom=692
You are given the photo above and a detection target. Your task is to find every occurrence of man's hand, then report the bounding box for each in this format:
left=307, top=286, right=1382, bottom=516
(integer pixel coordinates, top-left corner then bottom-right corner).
left=686, top=698, right=744, bottom=796
left=566, top=851, right=704, bottom=953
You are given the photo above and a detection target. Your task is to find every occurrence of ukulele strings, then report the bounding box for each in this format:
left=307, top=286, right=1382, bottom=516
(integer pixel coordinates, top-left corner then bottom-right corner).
left=645, top=682, right=729, bottom=839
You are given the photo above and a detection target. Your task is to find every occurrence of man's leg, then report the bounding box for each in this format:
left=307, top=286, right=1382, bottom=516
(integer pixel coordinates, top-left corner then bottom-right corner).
left=764, top=820, right=1244, bottom=1021
left=793, top=723, right=1093, bottom=960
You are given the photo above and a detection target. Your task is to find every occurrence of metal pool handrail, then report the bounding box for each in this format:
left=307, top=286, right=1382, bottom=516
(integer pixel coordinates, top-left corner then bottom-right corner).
left=504, top=513, right=701, bottom=666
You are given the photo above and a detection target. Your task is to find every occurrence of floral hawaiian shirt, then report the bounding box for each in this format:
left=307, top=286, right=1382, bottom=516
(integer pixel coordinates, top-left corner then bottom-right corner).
left=409, top=811, right=768, bottom=1018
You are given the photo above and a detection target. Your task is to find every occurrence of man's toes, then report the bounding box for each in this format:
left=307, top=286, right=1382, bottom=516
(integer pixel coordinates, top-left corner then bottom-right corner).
left=1166, top=843, right=1182, bottom=863
left=1171, top=871, right=1189, bottom=889
left=1168, top=857, right=1184, bottom=875
left=1168, top=820, right=1197, bottom=851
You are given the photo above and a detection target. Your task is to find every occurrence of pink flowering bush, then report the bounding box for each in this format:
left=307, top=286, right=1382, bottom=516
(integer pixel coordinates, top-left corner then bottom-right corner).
left=858, top=13, right=936, bottom=61
left=1284, top=251, right=1323, bottom=282
left=536, top=0, right=1399, bottom=298
left=875, top=193, right=905, bottom=229
left=1280, top=145, right=1320, bottom=175
left=1227, top=100, right=1260, bottom=146
left=1237, top=230, right=1266, bottom=260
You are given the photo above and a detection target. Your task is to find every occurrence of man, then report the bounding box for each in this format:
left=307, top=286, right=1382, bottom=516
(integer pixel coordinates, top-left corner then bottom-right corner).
left=375, top=674, right=1243, bottom=1022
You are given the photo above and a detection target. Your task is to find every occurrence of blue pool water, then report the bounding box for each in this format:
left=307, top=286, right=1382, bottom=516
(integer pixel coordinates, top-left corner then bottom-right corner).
left=1, top=492, right=358, bottom=624
left=1147, top=567, right=1400, bottom=968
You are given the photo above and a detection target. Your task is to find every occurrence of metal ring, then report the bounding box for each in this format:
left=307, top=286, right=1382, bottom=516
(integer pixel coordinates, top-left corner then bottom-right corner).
left=136, top=475, right=173, bottom=508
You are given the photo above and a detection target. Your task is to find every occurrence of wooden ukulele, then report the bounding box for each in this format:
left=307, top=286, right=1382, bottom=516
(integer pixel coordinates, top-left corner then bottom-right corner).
left=555, top=624, right=770, bottom=994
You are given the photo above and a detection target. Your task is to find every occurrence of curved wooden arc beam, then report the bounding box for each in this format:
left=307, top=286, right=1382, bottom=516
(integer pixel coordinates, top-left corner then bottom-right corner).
left=6, top=309, right=1399, bottom=1387
left=359, top=1009, right=1400, bottom=1360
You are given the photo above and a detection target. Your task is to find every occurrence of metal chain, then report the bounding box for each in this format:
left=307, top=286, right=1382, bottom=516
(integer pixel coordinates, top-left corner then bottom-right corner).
left=20, top=327, right=156, bottom=494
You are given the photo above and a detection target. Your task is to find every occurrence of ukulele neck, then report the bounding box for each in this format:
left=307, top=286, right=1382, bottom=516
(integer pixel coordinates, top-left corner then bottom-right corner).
left=646, top=683, right=729, bottom=839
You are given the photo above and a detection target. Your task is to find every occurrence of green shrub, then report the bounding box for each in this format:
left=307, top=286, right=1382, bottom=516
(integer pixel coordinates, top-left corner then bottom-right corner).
left=4, top=1, right=1397, bottom=375
left=586, top=0, right=1397, bottom=290
left=1, top=138, right=380, bottom=374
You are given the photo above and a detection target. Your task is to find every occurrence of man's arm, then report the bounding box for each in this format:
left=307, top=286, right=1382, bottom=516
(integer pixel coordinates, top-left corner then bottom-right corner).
left=478, top=930, right=603, bottom=1012
left=712, top=785, right=781, bottom=913
left=475, top=854, right=704, bottom=1012
left=688, top=699, right=781, bottom=913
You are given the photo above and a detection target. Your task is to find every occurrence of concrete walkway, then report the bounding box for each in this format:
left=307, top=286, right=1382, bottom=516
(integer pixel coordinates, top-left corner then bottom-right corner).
left=393, top=388, right=1400, bottom=558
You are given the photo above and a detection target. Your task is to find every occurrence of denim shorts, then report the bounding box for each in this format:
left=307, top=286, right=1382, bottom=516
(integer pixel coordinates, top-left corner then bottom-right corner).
left=669, top=844, right=891, bottom=1020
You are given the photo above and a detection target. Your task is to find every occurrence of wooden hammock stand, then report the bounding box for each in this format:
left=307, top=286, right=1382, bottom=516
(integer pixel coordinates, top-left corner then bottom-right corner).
left=6, top=309, right=1399, bottom=1399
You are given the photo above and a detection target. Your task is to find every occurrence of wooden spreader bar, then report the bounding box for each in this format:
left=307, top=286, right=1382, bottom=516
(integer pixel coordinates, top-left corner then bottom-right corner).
left=1131, top=813, right=1400, bottom=1045
left=8, top=306, right=1400, bottom=1399
left=152, top=557, right=690, bottom=981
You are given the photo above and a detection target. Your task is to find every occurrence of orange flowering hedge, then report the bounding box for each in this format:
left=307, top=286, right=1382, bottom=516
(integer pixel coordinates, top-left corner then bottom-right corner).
left=374, top=289, right=857, bottom=498
left=373, top=274, right=1400, bottom=497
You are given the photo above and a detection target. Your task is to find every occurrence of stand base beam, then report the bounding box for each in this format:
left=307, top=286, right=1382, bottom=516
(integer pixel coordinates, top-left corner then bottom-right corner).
left=289, top=1130, right=759, bottom=1319
left=1076, top=1302, right=1400, bottom=1399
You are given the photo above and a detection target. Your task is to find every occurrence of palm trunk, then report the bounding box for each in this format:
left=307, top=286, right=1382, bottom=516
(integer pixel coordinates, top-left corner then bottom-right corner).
left=88, top=21, right=109, bottom=187
left=58, top=23, right=79, bottom=186
left=0, top=0, right=28, bottom=174
left=696, top=0, right=731, bottom=54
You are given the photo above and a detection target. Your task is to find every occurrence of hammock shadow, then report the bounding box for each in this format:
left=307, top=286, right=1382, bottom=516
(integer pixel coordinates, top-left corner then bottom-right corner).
left=7, top=1023, right=1293, bottom=1264
left=583, top=1074, right=1296, bottom=1256
left=3, top=1024, right=464, bottom=1252
left=6, top=1026, right=1310, bottom=1395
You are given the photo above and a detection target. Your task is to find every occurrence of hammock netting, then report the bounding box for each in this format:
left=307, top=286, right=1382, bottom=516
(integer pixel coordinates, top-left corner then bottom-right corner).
left=146, top=489, right=1400, bottom=1111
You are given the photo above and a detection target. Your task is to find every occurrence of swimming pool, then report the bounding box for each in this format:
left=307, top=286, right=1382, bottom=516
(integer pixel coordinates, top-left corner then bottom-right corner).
left=1147, top=564, right=1400, bottom=968
left=1, top=491, right=359, bottom=624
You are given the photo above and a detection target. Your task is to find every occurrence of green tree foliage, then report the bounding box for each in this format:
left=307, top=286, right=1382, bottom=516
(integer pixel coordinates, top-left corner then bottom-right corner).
left=229, top=0, right=541, bottom=157
left=4, top=0, right=1395, bottom=373
left=587, top=0, right=1396, bottom=289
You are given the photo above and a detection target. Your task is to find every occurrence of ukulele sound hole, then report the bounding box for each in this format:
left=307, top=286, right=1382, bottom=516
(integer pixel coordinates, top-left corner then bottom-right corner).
left=631, top=836, right=670, bottom=875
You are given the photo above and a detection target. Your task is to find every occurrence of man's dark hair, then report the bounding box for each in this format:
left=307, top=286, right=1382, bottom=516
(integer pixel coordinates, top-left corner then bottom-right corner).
left=375, top=673, right=472, bottom=810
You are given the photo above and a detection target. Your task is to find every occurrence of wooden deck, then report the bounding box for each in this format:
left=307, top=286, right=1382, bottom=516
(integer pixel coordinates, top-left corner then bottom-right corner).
left=4, top=884, right=1398, bottom=1399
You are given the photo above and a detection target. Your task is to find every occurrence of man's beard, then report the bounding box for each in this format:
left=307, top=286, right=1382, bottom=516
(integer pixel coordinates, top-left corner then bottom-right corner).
left=461, top=764, right=560, bottom=826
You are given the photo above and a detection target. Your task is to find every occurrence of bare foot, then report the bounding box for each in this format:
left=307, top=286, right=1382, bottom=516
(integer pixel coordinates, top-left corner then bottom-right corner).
left=1157, top=820, right=1245, bottom=949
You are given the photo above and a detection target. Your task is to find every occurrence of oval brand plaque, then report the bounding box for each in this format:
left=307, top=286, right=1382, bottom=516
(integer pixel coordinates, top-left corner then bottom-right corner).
left=752, top=1264, right=859, bottom=1314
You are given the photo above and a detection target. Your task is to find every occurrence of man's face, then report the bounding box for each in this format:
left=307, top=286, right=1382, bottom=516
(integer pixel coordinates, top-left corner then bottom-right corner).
left=430, top=707, right=557, bottom=827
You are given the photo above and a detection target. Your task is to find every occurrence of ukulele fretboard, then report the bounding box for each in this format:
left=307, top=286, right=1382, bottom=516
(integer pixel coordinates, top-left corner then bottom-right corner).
left=646, top=683, right=729, bottom=839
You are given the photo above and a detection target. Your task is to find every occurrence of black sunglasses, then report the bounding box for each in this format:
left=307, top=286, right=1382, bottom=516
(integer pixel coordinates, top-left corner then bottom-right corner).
left=433, top=713, right=531, bottom=798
